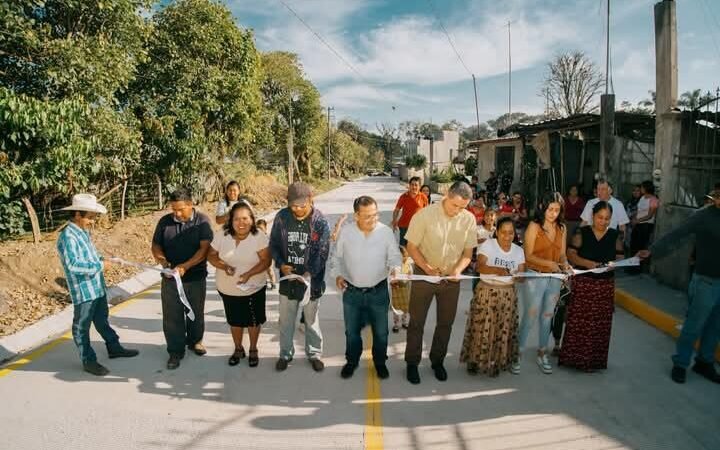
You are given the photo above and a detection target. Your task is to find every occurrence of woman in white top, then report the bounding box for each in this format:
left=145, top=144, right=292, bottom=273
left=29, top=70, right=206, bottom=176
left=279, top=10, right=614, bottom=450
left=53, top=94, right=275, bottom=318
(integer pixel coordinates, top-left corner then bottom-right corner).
left=629, top=180, right=658, bottom=274
left=215, top=181, right=241, bottom=225
left=460, top=217, right=526, bottom=377
left=208, top=201, right=271, bottom=367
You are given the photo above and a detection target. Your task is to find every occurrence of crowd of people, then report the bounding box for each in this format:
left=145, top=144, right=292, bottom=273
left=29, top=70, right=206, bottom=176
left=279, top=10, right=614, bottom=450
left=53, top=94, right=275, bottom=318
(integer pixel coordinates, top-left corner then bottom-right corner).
left=55, top=175, right=720, bottom=386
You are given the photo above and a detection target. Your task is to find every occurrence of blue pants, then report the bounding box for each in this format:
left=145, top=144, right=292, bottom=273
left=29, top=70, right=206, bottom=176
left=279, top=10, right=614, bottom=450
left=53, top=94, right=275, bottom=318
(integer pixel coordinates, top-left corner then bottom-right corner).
left=672, top=273, right=720, bottom=368
left=517, top=274, right=563, bottom=351
left=398, top=227, right=408, bottom=247
left=342, top=283, right=390, bottom=365
left=72, top=295, right=121, bottom=363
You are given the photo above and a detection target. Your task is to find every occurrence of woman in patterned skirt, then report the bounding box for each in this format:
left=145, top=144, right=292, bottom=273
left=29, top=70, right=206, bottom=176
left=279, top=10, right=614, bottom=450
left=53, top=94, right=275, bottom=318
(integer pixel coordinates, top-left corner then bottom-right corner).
left=461, top=217, right=526, bottom=377
left=561, top=201, right=623, bottom=371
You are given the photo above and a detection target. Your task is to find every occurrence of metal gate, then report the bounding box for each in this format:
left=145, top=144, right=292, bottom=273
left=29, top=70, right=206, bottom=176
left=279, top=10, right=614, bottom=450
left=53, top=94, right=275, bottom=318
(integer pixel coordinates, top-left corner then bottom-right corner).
left=674, top=90, right=720, bottom=208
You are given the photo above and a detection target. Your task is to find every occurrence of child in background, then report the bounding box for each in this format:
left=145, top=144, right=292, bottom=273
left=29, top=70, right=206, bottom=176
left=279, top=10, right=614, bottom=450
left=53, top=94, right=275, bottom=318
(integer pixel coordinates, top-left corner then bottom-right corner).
left=473, top=209, right=498, bottom=293
left=391, top=246, right=413, bottom=333
left=256, top=219, right=277, bottom=290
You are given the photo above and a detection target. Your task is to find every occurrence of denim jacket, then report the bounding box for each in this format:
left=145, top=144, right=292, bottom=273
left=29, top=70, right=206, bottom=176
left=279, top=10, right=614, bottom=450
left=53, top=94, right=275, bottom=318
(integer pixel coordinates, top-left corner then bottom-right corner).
left=269, top=207, right=330, bottom=299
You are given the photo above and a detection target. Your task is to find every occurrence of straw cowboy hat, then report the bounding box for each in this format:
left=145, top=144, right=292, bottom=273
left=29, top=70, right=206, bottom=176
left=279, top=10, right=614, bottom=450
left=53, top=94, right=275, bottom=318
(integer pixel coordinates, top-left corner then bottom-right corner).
left=60, top=194, right=108, bottom=214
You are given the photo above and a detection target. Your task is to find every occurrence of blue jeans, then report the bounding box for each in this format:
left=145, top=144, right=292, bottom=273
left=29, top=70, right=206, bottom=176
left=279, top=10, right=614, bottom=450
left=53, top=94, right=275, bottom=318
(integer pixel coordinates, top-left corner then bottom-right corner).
left=672, top=274, right=720, bottom=369
left=517, top=274, right=563, bottom=351
left=72, top=295, right=121, bottom=363
left=342, top=282, right=390, bottom=365
left=278, top=295, right=322, bottom=361
left=398, top=227, right=408, bottom=247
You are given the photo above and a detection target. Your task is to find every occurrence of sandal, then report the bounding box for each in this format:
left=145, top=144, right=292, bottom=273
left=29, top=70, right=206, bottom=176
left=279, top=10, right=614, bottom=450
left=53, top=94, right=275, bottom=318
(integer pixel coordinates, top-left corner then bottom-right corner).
left=228, top=347, right=245, bottom=366
left=249, top=349, right=259, bottom=367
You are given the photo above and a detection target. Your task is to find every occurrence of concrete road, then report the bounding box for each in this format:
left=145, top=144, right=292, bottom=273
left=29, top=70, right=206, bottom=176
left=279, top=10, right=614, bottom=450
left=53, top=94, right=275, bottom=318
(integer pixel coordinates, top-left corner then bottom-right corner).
left=1, top=177, right=718, bottom=450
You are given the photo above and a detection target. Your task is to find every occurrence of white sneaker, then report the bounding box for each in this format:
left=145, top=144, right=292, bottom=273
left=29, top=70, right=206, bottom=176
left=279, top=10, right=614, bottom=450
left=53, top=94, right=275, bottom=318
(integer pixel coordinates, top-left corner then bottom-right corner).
left=537, top=354, right=553, bottom=374
left=510, top=362, right=520, bottom=375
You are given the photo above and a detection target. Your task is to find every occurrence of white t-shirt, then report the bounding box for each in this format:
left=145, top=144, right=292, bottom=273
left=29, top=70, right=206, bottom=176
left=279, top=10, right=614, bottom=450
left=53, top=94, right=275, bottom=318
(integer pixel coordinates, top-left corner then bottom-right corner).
left=476, top=225, right=495, bottom=242
left=211, top=231, right=269, bottom=296
left=215, top=200, right=238, bottom=218
left=477, top=238, right=525, bottom=286
left=636, top=196, right=658, bottom=224
left=580, top=196, right=630, bottom=229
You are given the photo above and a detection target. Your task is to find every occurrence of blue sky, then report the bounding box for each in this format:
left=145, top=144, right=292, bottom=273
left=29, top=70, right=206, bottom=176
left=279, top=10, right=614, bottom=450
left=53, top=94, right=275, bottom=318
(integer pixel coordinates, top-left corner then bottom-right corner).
left=228, top=0, right=719, bottom=130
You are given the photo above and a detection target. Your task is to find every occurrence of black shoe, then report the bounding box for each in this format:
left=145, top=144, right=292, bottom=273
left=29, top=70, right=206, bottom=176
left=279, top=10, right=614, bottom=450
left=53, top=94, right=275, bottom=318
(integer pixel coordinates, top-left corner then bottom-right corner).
left=167, top=354, right=182, bottom=370
left=392, top=325, right=400, bottom=333
left=340, top=362, right=357, bottom=379
left=310, top=358, right=325, bottom=372
left=466, top=363, right=479, bottom=375
left=375, top=364, right=390, bottom=379
left=108, top=347, right=140, bottom=359
left=432, top=363, right=448, bottom=381
left=692, top=360, right=720, bottom=383
left=276, top=358, right=289, bottom=372
left=671, top=365, right=686, bottom=384
left=83, top=361, right=109, bottom=376
left=406, top=364, right=420, bottom=384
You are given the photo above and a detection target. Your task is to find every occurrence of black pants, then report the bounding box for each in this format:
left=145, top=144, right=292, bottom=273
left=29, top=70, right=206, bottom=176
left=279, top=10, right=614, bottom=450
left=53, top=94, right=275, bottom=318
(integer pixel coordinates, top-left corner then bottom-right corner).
left=629, top=223, right=655, bottom=274
left=552, top=286, right=570, bottom=345
left=161, top=277, right=207, bottom=356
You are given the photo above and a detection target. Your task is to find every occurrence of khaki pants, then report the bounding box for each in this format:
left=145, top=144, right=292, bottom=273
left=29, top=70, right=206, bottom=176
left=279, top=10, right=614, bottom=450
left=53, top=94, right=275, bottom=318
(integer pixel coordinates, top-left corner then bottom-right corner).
left=404, top=269, right=461, bottom=366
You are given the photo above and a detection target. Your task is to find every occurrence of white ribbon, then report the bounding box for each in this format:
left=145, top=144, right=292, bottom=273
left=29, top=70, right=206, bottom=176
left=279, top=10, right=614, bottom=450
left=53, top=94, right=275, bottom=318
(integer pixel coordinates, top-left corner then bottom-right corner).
left=109, top=257, right=195, bottom=321
left=274, top=273, right=312, bottom=306
left=389, top=257, right=640, bottom=285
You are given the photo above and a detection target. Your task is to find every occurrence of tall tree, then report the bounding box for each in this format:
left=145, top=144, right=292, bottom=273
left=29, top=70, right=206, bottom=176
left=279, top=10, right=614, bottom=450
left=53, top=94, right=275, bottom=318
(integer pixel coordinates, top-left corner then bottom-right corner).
left=129, top=0, right=263, bottom=191
left=259, top=51, right=322, bottom=178
left=678, top=89, right=715, bottom=110
left=541, top=51, right=604, bottom=117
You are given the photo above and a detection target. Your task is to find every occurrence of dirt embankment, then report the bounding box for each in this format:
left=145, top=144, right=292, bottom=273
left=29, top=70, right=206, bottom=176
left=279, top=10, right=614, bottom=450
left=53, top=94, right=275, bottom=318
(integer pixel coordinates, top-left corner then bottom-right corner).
left=0, top=174, right=291, bottom=336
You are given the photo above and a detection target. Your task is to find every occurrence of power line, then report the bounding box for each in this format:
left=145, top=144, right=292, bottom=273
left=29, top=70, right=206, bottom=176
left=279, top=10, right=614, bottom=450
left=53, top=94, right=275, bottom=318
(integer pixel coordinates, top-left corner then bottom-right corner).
left=425, top=0, right=473, bottom=76
left=277, top=0, right=369, bottom=83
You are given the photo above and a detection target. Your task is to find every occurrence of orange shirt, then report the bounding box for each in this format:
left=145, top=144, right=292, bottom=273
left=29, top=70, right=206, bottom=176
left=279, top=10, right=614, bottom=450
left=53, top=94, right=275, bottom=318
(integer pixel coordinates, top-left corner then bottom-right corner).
left=467, top=205, right=485, bottom=224
left=527, top=224, right=564, bottom=272
left=395, top=192, right=429, bottom=228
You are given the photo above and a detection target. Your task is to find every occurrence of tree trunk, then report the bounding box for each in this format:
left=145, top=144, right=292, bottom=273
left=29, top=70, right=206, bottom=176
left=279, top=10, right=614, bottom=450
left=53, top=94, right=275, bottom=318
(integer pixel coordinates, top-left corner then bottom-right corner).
left=21, top=197, right=41, bottom=244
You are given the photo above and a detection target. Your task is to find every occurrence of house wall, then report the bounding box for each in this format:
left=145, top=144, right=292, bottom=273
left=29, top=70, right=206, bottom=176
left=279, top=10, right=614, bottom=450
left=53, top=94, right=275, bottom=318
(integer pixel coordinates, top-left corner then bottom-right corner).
left=473, top=140, right=523, bottom=192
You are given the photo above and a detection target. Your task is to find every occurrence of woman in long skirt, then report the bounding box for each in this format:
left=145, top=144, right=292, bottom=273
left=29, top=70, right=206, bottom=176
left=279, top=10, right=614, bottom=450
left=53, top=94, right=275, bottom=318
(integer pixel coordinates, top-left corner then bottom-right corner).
left=461, top=217, right=526, bottom=377
left=561, top=201, right=623, bottom=371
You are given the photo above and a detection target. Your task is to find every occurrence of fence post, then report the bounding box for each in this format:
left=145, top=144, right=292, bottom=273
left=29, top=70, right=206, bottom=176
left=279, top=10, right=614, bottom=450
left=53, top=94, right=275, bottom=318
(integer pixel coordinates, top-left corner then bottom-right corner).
left=21, top=197, right=42, bottom=244
left=156, top=175, right=163, bottom=210
left=120, top=180, right=128, bottom=221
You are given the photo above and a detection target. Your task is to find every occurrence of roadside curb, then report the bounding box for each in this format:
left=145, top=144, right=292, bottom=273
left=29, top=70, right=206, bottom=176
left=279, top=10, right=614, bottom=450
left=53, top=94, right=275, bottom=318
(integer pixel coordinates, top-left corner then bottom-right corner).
left=0, top=267, right=161, bottom=364
left=615, top=288, right=720, bottom=363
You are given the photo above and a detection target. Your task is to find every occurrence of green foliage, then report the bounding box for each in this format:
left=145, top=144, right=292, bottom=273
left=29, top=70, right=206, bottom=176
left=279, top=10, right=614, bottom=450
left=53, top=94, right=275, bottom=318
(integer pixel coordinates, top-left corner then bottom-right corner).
left=404, top=154, right=427, bottom=170
left=129, top=0, right=263, bottom=195
left=431, top=169, right=455, bottom=183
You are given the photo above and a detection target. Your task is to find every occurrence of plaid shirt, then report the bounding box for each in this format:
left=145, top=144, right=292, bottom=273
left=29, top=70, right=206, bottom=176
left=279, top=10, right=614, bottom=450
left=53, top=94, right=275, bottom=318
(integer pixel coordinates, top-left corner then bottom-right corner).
left=57, top=222, right=106, bottom=305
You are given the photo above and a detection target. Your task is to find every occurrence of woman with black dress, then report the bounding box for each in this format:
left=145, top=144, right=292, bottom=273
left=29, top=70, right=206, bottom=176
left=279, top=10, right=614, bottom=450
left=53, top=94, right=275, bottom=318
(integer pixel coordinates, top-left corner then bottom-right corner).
left=561, top=201, right=623, bottom=371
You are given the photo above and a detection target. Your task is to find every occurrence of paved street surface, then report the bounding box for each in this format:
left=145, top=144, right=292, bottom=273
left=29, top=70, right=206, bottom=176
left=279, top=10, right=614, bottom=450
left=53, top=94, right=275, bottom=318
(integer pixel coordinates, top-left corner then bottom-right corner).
left=1, top=177, right=718, bottom=450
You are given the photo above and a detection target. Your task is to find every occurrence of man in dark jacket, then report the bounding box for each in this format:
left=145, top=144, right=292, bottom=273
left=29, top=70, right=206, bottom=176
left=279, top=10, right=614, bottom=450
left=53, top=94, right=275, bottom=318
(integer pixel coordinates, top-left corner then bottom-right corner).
left=270, top=182, right=330, bottom=372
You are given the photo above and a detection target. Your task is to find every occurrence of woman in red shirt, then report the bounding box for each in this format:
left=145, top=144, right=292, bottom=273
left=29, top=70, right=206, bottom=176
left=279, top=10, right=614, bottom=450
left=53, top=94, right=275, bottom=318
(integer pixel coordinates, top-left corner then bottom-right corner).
left=564, top=184, right=585, bottom=244
left=391, top=176, right=429, bottom=246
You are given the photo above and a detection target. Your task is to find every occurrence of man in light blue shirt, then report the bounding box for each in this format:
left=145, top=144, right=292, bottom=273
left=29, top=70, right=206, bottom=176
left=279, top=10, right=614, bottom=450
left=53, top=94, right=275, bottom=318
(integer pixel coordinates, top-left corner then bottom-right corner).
left=57, top=194, right=138, bottom=376
left=333, top=195, right=402, bottom=380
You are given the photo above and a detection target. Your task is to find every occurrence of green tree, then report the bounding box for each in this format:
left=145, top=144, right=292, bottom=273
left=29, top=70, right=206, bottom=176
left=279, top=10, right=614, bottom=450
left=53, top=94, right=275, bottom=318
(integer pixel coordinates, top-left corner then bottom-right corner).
left=259, top=51, right=322, bottom=178
left=129, top=0, right=263, bottom=193
left=0, top=0, right=149, bottom=236
left=678, top=89, right=715, bottom=110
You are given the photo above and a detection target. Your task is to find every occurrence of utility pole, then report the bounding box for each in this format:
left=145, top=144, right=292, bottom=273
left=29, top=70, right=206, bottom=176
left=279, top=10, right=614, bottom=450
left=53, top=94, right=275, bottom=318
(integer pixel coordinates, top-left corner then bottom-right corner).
left=599, top=0, right=614, bottom=178
left=327, top=106, right=334, bottom=180
left=507, top=20, right=512, bottom=117
left=472, top=74, right=482, bottom=140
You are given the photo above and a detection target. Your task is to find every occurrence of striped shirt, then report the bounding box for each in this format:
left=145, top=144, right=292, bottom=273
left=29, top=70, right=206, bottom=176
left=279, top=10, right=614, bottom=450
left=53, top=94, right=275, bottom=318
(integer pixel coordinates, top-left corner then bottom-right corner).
left=57, top=222, right=106, bottom=305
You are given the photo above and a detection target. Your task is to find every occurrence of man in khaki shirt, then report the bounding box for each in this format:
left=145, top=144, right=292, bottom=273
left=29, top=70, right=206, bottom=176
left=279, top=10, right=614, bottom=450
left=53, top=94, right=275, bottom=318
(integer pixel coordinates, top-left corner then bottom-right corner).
left=403, top=181, right=477, bottom=384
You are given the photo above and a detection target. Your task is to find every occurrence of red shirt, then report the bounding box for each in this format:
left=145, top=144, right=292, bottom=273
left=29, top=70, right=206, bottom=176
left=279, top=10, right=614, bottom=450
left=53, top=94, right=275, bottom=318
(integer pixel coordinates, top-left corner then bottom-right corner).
left=564, top=196, right=585, bottom=221
left=467, top=205, right=485, bottom=224
left=395, top=192, right=429, bottom=228
left=498, top=203, right=514, bottom=214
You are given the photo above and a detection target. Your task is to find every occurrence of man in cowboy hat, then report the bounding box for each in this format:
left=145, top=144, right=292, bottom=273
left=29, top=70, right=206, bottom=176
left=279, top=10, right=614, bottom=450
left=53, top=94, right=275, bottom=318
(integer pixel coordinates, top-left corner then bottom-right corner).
left=640, top=183, right=720, bottom=384
left=57, top=194, right=139, bottom=376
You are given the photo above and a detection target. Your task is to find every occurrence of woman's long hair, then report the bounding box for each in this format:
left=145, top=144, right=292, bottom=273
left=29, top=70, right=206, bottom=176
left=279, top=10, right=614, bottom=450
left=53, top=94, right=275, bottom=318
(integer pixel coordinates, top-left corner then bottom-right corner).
left=533, top=191, right=566, bottom=230
left=224, top=200, right=258, bottom=237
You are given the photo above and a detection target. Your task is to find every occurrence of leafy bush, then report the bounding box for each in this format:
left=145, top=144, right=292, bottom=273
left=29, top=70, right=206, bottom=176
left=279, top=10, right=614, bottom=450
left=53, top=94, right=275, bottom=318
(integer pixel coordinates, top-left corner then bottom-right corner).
left=431, top=169, right=455, bottom=183
left=404, top=154, right=427, bottom=170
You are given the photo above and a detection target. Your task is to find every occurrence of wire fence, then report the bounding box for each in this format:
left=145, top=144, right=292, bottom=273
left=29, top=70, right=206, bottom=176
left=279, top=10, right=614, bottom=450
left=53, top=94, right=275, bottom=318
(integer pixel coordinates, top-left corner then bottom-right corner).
left=18, top=179, right=163, bottom=239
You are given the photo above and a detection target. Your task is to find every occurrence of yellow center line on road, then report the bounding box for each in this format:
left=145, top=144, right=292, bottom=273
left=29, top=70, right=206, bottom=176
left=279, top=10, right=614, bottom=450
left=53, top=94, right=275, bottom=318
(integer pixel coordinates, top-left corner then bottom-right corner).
left=0, top=287, right=155, bottom=379
left=363, top=329, right=383, bottom=450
